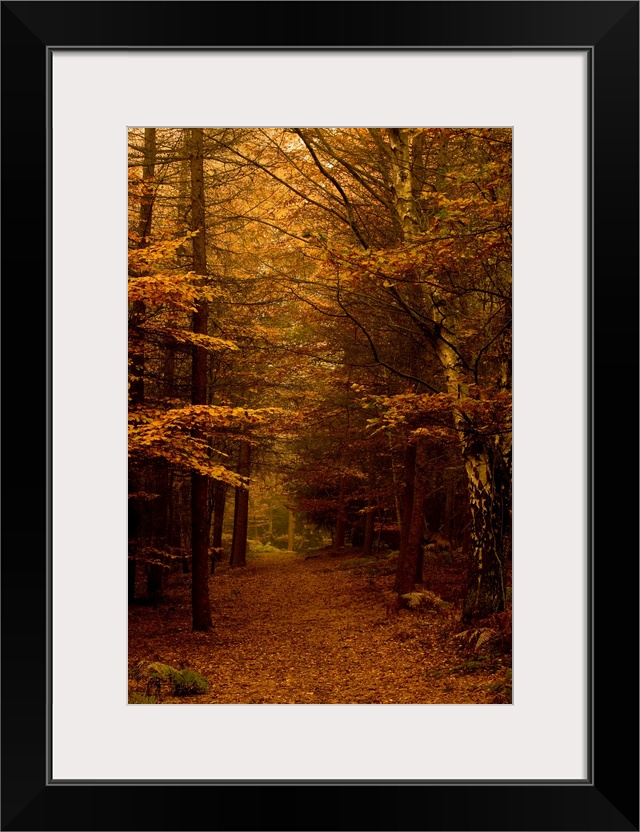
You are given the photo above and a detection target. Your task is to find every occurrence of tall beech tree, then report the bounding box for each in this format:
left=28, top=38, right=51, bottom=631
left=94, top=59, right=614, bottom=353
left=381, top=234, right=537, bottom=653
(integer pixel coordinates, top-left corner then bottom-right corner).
left=188, top=127, right=213, bottom=630
left=128, top=127, right=156, bottom=602
left=379, top=127, right=511, bottom=620
left=129, top=127, right=286, bottom=629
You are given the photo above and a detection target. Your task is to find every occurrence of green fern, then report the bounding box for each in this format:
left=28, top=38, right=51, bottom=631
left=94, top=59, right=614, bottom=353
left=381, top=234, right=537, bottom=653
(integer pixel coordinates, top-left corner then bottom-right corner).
left=129, top=692, right=158, bottom=704
left=146, top=662, right=183, bottom=684
left=475, top=628, right=498, bottom=651
left=173, top=669, right=209, bottom=695
left=129, top=662, right=210, bottom=700
left=401, top=590, right=449, bottom=611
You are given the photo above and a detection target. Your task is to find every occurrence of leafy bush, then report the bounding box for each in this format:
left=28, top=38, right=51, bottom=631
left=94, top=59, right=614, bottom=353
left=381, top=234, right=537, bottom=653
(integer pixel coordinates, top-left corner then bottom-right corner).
left=339, top=551, right=398, bottom=577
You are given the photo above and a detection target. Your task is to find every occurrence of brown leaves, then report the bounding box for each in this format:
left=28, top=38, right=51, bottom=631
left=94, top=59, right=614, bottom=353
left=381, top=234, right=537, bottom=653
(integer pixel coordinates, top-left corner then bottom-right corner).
left=129, top=549, right=509, bottom=704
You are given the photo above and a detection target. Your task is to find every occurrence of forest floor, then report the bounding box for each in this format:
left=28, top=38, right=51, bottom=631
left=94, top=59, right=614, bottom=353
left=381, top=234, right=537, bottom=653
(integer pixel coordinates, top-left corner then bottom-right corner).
left=128, top=547, right=511, bottom=705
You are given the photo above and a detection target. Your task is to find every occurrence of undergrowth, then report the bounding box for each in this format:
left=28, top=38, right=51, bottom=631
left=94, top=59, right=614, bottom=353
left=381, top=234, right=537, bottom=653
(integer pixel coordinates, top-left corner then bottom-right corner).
left=129, top=661, right=209, bottom=703
left=338, top=550, right=398, bottom=577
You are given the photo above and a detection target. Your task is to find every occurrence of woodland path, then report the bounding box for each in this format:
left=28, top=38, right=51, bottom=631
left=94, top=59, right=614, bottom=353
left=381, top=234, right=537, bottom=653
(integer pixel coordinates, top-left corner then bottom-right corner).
left=129, top=549, right=507, bottom=704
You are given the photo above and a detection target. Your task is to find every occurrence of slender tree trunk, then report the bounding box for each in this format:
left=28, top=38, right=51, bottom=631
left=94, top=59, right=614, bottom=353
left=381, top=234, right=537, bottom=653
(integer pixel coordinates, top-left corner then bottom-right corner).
left=211, top=481, right=226, bottom=572
left=288, top=510, right=295, bottom=552
left=230, top=440, right=251, bottom=567
left=334, top=476, right=347, bottom=548
left=414, top=515, right=427, bottom=584
left=131, top=125, right=156, bottom=400
left=361, top=468, right=376, bottom=557
left=148, top=458, right=169, bottom=604
left=386, top=433, right=403, bottom=532
left=394, top=442, right=417, bottom=593
left=128, top=127, right=156, bottom=603
left=128, top=482, right=140, bottom=602
left=165, top=470, right=180, bottom=568
left=334, top=510, right=347, bottom=548
left=147, top=560, right=163, bottom=610
left=189, top=127, right=212, bottom=631
left=362, top=508, right=375, bottom=557
left=230, top=486, right=239, bottom=565
left=394, top=440, right=428, bottom=595
left=443, top=469, right=455, bottom=544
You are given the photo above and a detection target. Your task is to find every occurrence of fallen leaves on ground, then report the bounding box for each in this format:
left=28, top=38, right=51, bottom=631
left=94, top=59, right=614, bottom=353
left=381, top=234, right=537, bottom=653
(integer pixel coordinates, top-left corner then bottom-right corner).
left=128, top=549, right=511, bottom=704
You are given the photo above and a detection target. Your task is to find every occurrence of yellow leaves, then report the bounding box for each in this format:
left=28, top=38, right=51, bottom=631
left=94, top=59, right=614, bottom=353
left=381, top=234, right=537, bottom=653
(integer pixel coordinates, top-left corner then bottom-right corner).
left=128, top=272, right=225, bottom=312
left=128, top=231, right=228, bottom=316
left=128, top=405, right=285, bottom=481
left=130, top=404, right=283, bottom=438
left=143, top=325, right=239, bottom=352
left=360, top=388, right=511, bottom=442
left=128, top=232, right=197, bottom=269
left=128, top=272, right=198, bottom=311
left=412, top=425, right=457, bottom=441
left=129, top=427, right=244, bottom=487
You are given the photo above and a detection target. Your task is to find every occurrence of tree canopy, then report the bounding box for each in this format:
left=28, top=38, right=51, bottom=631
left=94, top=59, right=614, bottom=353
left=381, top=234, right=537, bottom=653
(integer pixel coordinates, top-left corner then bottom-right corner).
left=128, top=126, right=512, bottom=637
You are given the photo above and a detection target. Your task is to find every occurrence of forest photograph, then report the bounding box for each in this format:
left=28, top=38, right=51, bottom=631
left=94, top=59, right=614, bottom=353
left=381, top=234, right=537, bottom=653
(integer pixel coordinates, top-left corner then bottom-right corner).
left=128, top=126, right=512, bottom=705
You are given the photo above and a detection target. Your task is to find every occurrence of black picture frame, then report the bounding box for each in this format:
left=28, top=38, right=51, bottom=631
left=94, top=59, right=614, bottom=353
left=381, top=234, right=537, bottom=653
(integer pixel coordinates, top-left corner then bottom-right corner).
left=2, top=2, right=638, bottom=830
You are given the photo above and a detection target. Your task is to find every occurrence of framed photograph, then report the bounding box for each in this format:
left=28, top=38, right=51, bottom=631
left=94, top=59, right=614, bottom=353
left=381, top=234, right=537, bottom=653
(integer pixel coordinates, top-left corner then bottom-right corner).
left=2, top=2, right=637, bottom=830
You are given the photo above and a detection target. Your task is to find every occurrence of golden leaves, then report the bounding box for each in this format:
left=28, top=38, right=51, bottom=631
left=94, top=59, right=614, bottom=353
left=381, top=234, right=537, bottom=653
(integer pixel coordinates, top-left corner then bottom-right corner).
left=362, top=388, right=511, bottom=441
left=128, top=272, right=225, bottom=312
left=143, top=325, right=239, bottom=352
left=128, top=405, right=285, bottom=482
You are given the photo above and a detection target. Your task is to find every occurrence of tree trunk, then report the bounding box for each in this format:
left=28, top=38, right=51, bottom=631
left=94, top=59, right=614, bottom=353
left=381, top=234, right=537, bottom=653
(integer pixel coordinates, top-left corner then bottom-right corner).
left=414, top=514, right=426, bottom=584
left=288, top=509, right=295, bottom=552
left=130, top=126, right=155, bottom=405
left=461, top=438, right=510, bottom=623
left=211, top=481, right=226, bottom=572
left=147, top=459, right=169, bottom=604
left=393, top=442, right=416, bottom=592
left=438, top=339, right=510, bottom=623
left=394, top=440, right=428, bottom=596
left=386, top=433, right=403, bottom=531
left=334, top=476, right=347, bottom=548
left=443, top=469, right=455, bottom=544
left=362, top=507, right=375, bottom=557
left=128, top=492, right=140, bottom=603
left=230, top=440, right=251, bottom=567
left=147, top=561, right=163, bottom=610
left=128, top=127, right=156, bottom=603
left=189, top=127, right=212, bottom=631
left=230, top=485, right=239, bottom=565
left=335, top=510, right=347, bottom=548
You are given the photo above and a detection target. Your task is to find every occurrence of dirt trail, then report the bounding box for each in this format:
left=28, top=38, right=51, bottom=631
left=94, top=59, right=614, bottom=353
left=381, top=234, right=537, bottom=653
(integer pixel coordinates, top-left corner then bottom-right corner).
left=129, top=549, right=508, bottom=704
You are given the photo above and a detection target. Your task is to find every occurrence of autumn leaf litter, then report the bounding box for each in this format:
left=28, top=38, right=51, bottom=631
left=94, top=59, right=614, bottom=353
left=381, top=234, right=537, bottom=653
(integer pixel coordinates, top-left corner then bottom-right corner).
left=129, top=549, right=510, bottom=704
